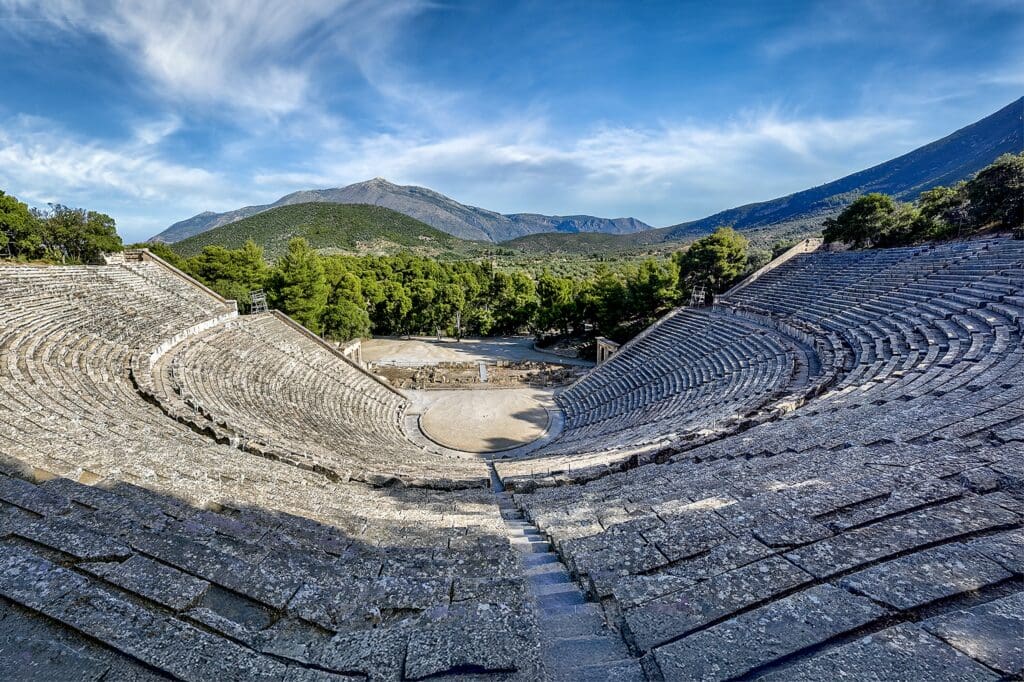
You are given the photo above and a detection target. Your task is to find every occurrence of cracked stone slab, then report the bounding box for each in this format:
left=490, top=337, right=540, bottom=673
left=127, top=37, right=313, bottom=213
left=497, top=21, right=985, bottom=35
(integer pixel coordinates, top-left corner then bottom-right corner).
left=643, top=514, right=735, bottom=562
left=612, top=571, right=696, bottom=610
left=4, top=514, right=132, bottom=561
left=840, top=544, right=1012, bottom=610
left=1, top=543, right=290, bottom=681
left=79, top=554, right=209, bottom=611
left=652, top=584, right=888, bottom=681
left=570, top=534, right=669, bottom=597
left=130, top=530, right=299, bottom=608
left=624, top=555, right=812, bottom=653
left=0, top=601, right=164, bottom=682
left=785, top=498, right=1019, bottom=579
left=825, top=477, right=964, bottom=532
left=753, top=517, right=832, bottom=547
left=315, top=622, right=410, bottom=681
left=0, top=541, right=90, bottom=609
left=758, top=624, right=999, bottom=681
left=924, top=592, right=1024, bottom=676
left=665, top=535, right=775, bottom=584
left=966, top=527, right=1024, bottom=575
left=0, top=475, right=71, bottom=516
left=404, top=603, right=527, bottom=680
left=255, top=617, right=333, bottom=666
left=48, top=584, right=291, bottom=681
left=288, top=573, right=452, bottom=631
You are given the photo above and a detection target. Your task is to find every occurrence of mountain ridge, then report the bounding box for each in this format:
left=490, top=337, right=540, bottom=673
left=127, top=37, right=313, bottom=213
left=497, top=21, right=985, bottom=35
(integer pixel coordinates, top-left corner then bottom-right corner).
left=658, top=96, right=1023, bottom=240
left=169, top=202, right=488, bottom=260
left=152, top=177, right=653, bottom=244
left=153, top=97, right=1022, bottom=247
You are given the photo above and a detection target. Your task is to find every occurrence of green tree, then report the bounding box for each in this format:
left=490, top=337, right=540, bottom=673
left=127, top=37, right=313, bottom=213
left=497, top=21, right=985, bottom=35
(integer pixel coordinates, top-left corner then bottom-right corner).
left=490, top=271, right=538, bottom=334
left=913, top=183, right=968, bottom=240
left=375, top=280, right=413, bottom=335
left=436, top=283, right=466, bottom=337
left=188, top=240, right=269, bottom=309
left=675, top=226, right=749, bottom=297
left=591, top=270, right=628, bottom=335
left=822, top=194, right=920, bottom=249
left=0, top=190, right=42, bottom=259
left=266, top=238, right=329, bottom=332
left=322, top=299, right=371, bottom=340
left=626, top=259, right=678, bottom=321
left=39, top=205, right=122, bottom=263
left=966, top=152, right=1024, bottom=231
left=536, top=271, right=574, bottom=334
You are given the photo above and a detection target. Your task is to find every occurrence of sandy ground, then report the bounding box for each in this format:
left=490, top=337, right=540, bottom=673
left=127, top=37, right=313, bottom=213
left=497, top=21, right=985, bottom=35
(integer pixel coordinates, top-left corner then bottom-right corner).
left=362, top=336, right=593, bottom=366
left=416, top=388, right=554, bottom=452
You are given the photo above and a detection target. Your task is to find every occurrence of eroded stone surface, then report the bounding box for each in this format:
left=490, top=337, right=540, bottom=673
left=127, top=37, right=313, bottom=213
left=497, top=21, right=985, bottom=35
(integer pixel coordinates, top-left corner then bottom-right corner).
left=759, top=624, right=999, bottom=681
left=652, top=585, right=888, bottom=680
left=924, top=592, right=1024, bottom=676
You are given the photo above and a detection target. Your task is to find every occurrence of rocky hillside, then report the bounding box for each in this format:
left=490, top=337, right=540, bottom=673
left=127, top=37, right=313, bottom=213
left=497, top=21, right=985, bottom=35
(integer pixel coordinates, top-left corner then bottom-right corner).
left=170, top=203, right=488, bottom=260
left=659, top=96, right=1023, bottom=240
left=152, top=178, right=653, bottom=243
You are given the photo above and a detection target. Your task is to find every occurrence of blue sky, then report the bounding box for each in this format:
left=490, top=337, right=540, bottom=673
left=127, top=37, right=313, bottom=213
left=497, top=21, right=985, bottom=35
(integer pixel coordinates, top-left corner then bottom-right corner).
left=0, top=1, right=1021, bottom=241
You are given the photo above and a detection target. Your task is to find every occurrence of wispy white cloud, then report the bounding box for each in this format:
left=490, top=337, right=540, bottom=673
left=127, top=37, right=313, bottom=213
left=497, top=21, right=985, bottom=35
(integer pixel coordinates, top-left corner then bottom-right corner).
left=0, top=114, right=238, bottom=232
left=0, top=0, right=427, bottom=118
left=252, top=110, right=914, bottom=225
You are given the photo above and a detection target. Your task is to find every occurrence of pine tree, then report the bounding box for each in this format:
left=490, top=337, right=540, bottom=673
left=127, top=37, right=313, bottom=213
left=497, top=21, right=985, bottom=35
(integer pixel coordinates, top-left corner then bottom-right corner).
left=267, top=238, right=329, bottom=333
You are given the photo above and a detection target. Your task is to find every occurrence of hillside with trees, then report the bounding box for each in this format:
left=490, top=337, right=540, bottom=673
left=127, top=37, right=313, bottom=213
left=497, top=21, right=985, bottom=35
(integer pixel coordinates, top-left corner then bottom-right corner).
left=170, top=203, right=491, bottom=259
left=822, top=152, right=1023, bottom=248
left=0, top=191, right=122, bottom=263
left=146, top=227, right=754, bottom=344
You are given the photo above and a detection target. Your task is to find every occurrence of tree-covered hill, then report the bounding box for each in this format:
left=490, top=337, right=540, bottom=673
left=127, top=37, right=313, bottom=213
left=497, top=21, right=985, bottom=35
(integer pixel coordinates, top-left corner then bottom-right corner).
left=656, top=96, right=1023, bottom=241
left=168, top=203, right=491, bottom=259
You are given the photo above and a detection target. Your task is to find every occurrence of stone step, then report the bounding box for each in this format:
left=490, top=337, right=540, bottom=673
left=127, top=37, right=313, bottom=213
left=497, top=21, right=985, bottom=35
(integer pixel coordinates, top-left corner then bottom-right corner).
left=537, top=603, right=610, bottom=638
left=549, top=658, right=647, bottom=682
left=523, top=553, right=560, bottom=568
left=526, top=560, right=569, bottom=577
left=533, top=581, right=580, bottom=598
left=506, top=526, right=541, bottom=539
left=546, top=635, right=632, bottom=668
left=538, top=588, right=586, bottom=611
left=510, top=535, right=549, bottom=549
left=527, top=568, right=572, bottom=587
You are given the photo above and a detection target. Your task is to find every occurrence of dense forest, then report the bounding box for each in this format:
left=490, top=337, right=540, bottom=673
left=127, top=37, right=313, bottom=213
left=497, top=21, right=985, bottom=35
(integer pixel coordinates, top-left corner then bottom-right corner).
left=145, top=227, right=757, bottom=343
left=2, top=153, right=1019, bottom=345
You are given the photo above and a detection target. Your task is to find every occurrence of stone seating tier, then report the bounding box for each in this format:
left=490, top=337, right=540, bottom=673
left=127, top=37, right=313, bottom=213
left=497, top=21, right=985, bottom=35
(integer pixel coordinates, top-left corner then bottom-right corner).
left=507, top=236, right=1024, bottom=680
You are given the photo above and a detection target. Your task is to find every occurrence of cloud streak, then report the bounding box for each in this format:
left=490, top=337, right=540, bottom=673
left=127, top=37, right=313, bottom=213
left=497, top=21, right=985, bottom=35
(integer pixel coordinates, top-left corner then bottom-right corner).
left=0, top=0, right=426, bottom=118
left=251, top=111, right=915, bottom=226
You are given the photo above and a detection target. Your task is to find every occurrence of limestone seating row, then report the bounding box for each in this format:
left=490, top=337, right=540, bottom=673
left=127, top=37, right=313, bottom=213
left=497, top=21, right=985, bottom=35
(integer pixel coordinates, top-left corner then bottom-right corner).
left=0, top=463, right=538, bottom=681
left=152, top=313, right=489, bottom=489
left=0, top=263, right=540, bottom=679
left=515, top=430, right=1023, bottom=680
left=505, top=237, right=1024, bottom=679
left=494, top=309, right=818, bottom=488
left=556, top=311, right=801, bottom=433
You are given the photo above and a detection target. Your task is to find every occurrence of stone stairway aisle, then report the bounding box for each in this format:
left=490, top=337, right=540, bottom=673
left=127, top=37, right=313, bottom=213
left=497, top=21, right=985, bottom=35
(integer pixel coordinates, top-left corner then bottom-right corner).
left=490, top=469, right=646, bottom=681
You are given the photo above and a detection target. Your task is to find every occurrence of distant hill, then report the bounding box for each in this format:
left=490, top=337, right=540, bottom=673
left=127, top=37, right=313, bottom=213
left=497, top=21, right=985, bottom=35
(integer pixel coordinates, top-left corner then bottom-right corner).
left=170, top=203, right=488, bottom=260
left=152, top=177, right=653, bottom=244
left=657, top=96, right=1023, bottom=240
left=157, top=98, right=1021, bottom=253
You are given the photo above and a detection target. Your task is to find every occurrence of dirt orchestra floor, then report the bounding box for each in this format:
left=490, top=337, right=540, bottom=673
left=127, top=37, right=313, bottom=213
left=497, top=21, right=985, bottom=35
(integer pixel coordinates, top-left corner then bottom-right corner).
left=416, top=388, right=554, bottom=452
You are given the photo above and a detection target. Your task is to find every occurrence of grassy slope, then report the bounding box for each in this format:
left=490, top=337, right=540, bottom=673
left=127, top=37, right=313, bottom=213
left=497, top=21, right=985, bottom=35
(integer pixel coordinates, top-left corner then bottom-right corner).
left=168, top=203, right=490, bottom=259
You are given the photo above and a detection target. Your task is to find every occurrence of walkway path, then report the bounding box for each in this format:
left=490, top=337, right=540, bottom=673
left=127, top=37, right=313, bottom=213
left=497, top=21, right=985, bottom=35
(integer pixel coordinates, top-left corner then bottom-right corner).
left=489, top=467, right=646, bottom=681
left=363, top=336, right=594, bottom=366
